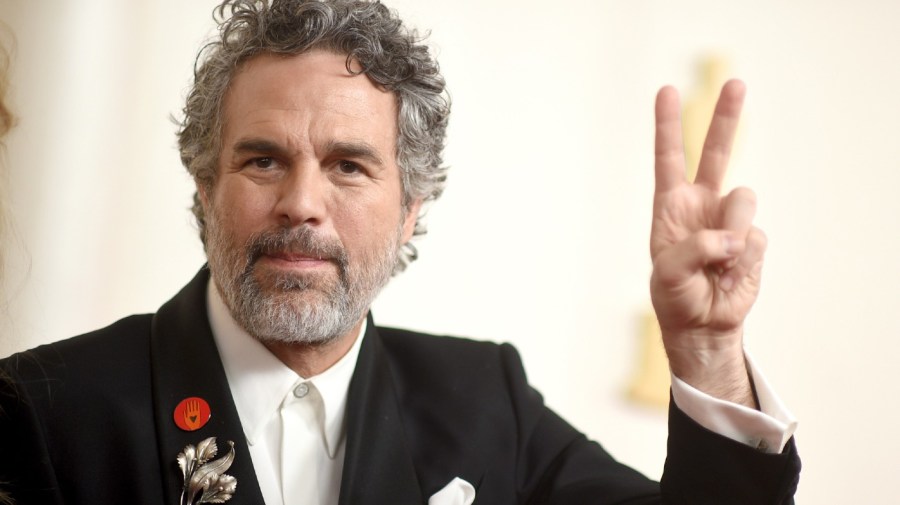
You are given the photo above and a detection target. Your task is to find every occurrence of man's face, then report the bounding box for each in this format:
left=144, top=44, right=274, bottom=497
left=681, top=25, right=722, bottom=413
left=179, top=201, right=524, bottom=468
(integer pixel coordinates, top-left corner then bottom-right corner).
left=202, top=50, right=420, bottom=346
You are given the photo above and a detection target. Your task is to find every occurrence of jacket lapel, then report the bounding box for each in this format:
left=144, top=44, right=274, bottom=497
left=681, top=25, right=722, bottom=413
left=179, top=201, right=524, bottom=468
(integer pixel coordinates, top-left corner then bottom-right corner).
left=149, top=268, right=266, bottom=505
left=339, top=318, right=423, bottom=504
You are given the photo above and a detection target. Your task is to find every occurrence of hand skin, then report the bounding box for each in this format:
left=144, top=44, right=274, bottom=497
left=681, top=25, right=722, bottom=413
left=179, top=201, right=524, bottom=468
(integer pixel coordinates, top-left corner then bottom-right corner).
left=650, top=79, right=764, bottom=409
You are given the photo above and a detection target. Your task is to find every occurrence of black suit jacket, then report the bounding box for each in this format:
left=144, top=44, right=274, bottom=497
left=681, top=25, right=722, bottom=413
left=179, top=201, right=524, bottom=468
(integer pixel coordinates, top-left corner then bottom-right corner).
left=0, top=269, right=800, bottom=504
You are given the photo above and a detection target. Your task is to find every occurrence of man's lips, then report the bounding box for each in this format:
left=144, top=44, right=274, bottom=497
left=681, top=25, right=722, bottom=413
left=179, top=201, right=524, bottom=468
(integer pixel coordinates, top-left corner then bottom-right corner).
left=266, top=252, right=326, bottom=262
left=257, top=251, right=334, bottom=268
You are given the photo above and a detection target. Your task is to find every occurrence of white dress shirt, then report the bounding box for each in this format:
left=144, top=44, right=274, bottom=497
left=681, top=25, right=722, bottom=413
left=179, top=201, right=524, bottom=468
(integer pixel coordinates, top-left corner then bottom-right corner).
left=208, top=281, right=362, bottom=505
left=207, top=279, right=797, bottom=505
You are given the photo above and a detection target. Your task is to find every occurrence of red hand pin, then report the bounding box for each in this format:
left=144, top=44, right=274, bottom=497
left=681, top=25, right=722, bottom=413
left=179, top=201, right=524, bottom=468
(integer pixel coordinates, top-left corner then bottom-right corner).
left=174, top=397, right=211, bottom=432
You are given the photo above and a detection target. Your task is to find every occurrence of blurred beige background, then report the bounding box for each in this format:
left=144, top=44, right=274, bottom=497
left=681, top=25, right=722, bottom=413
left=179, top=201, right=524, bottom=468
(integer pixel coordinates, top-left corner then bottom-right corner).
left=2, top=1, right=899, bottom=502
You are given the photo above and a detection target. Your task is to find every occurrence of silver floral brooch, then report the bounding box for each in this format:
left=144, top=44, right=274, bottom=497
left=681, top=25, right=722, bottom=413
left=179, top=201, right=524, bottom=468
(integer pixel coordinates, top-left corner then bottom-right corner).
left=176, top=437, right=237, bottom=504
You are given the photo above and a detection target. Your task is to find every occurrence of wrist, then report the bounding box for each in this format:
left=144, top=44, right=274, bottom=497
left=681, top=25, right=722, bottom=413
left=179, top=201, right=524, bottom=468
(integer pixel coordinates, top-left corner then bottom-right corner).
left=664, top=330, right=756, bottom=408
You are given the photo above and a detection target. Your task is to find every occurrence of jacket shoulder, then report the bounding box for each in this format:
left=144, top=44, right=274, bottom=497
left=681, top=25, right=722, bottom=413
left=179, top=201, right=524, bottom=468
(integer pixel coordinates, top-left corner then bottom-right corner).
left=2, top=314, right=154, bottom=399
left=375, top=325, right=506, bottom=353
left=1, top=314, right=166, bottom=505
left=374, top=325, right=526, bottom=384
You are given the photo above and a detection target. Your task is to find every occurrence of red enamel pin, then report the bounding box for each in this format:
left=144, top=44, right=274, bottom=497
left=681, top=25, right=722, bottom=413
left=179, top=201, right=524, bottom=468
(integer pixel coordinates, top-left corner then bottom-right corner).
left=174, top=397, right=212, bottom=432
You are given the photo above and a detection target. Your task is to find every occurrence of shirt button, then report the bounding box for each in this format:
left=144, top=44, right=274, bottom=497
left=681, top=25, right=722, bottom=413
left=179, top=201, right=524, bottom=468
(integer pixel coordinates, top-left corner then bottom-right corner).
left=293, top=383, right=309, bottom=398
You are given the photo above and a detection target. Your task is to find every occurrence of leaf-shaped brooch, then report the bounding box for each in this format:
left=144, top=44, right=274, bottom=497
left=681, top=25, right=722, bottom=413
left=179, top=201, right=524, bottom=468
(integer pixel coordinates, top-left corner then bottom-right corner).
left=176, top=437, right=237, bottom=505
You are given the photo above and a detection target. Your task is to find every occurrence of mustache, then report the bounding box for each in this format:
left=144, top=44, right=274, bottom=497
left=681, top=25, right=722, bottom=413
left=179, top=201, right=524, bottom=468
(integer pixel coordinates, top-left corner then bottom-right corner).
left=245, top=226, right=349, bottom=269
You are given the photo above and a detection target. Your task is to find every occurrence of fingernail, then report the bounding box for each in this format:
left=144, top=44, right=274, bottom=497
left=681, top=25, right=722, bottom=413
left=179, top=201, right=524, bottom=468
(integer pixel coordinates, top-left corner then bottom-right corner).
left=723, top=236, right=736, bottom=255
left=719, top=274, right=734, bottom=291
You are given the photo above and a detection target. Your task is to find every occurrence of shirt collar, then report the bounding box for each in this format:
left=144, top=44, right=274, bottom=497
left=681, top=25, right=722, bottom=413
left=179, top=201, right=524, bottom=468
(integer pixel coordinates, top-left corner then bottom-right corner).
left=206, top=279, right=364, bottom=458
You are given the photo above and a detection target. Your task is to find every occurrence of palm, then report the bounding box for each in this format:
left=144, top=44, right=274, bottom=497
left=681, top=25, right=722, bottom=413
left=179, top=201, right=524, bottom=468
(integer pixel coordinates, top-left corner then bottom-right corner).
left=651, top=182, right=760, bottom=336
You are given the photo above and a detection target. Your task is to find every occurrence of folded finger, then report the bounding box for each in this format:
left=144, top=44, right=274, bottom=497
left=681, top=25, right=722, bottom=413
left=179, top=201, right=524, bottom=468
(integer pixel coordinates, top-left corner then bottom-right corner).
left=720, top=226, right=767, bottom=291
left=721, top=186, right=757, bottom=234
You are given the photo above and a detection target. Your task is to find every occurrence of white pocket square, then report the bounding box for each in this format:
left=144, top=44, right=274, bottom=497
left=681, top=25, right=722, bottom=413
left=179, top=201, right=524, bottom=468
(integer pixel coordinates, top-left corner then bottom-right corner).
left=428, top=477, right=476, bottom=505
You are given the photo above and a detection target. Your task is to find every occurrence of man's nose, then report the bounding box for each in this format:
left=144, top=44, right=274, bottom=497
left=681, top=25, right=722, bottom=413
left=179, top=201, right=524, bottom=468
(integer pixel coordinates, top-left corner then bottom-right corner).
left=273, top=165, right=328, bottom=228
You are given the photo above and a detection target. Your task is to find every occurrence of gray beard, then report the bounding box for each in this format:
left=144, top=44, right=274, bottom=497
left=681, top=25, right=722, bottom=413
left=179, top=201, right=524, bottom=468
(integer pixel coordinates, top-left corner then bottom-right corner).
left=206, top=217, right=400, bottom=346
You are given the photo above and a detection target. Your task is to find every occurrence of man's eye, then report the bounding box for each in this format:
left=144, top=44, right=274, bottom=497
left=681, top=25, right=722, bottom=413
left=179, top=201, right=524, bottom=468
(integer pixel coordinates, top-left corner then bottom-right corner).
left=250, top=157, right=276, bottom=170
left=338, top=160, right=362, bottom=174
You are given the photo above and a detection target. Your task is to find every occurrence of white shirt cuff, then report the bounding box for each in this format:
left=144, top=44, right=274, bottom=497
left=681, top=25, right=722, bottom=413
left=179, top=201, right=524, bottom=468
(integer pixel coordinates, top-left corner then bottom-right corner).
left=670, top=351, right=798, bottom=454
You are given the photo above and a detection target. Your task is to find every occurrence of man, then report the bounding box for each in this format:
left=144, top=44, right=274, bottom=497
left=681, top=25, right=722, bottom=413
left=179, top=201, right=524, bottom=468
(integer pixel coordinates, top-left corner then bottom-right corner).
left=0, top=1, right=800, bottom=504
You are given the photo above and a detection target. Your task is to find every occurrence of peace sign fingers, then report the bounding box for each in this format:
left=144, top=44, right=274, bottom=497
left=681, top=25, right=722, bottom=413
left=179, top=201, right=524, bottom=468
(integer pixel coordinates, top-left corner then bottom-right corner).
left=694, top=79, right=746, bottom=192
left=654, top=85, right=687, bottom=193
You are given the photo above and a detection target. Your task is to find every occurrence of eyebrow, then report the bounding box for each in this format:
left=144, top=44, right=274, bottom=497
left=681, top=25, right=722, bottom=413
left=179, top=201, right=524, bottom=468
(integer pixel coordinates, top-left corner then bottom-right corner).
left=325, top=140, right=387, bottom=168
left=231, top=138, right=291, bottom=158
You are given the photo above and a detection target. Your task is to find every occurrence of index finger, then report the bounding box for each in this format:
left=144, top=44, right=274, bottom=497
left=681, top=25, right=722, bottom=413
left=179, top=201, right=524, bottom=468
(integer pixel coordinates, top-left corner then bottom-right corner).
left=654, top=85, right=687, bottom=193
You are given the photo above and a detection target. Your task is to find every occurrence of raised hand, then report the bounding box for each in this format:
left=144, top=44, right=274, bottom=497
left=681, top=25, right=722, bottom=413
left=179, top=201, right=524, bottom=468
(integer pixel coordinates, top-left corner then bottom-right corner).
left=650, top=79, right=764, bottom=408
left=184, top=399, right=202, bottom=430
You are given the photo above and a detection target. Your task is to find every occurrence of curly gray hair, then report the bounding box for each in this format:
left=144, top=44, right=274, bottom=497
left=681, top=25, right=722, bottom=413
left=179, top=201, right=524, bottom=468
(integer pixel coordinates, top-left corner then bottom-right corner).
left=177, top=0, right=450, bottom=271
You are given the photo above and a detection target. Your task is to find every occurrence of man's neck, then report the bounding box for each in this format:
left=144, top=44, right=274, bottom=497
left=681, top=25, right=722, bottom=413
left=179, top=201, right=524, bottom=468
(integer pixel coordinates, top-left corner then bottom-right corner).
left=261, top=319, right=364, bottom=378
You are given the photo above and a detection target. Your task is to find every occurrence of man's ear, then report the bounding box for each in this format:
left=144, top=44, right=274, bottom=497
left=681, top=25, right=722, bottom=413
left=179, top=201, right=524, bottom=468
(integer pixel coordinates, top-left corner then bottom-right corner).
left=401, top=198, right=423, bottom=243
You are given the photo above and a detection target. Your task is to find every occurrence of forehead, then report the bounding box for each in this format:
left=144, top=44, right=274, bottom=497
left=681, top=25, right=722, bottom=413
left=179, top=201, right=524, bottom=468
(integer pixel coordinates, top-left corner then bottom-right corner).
left=221, top=50, right=399, bottom=150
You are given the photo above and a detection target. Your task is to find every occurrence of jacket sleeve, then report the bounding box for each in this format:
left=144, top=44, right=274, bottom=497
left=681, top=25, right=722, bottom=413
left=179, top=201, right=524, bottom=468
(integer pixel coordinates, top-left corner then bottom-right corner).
left=660, top=402, right=800, bottom=504
left=497, top=343, right=801, bottom=505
